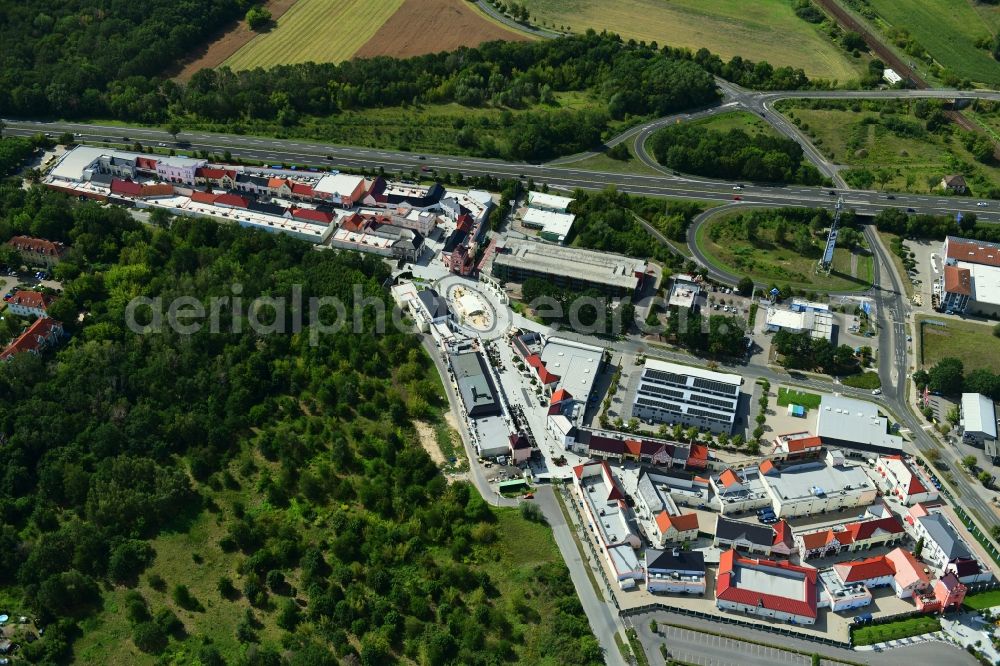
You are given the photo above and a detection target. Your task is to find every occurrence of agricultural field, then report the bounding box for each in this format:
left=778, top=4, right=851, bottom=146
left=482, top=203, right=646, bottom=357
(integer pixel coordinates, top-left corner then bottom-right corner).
left=918, top=315, right=1000, bottom=373
left=860, top=0, right=1000, bottom=86
left=779, top=99, right=1000, bottom=196
left=696, top=209, right=874, bottom=292
left=224, top=0, right=525, bottom=71
left=520, top=0, right=866, bottom=82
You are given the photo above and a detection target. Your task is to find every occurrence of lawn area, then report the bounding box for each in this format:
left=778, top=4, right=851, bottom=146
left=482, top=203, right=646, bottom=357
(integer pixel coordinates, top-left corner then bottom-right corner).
left=842, top=371, right=881, bottom=390
left=863, top=0, right=1000, bottom=86
left=877, top=231, right=915, bottom=300
left=777, top=387, right=822, bottom=409
left=689, top=111, right=784, bottom=139
left=696, top=209, right=874, bottom=292
left=225, top=0, right=404, bottom=70
left=569, top=142, right=663, bottom=177
left=918, top=315, right=1000, bottom=373
left=778, top=99, right=1000, bottom=196
left=521, top=0, right=865, bottom=82
left=965, top=589, right=1000, bottom=610
left=851, top=615, right=941, bottom=646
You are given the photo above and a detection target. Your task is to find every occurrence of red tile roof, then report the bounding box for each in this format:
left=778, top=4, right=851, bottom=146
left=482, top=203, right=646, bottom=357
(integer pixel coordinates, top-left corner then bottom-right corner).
left=291, top=208, right=334, bottom=224
left=214, top=193, right=248, bottom=208
left=885, top=547, right=929, bottom=590
left=110, top=179, right=142, bottom=196
left=947, top=237, right=1000, bottom=268
left=550, top=388, right=573, bottom=404
left=268, top=177, right=288, bottom=189
left=508, top=433, right=531, bottom=450
left=844, top=516, right=905, bottom=542
left=943, top=265, right=972, bottom=296
left=291, top=182, right=314, bottom=196
left=136, top=156, right=158, bottom=171
left=786, top=436, right=822, bottom=452
left=656, top=512, right=699, bottom=534
left=6, top=290, right=52, bottom=311
left=687, top=443, right=709, bottom=469
left=8, top=236, right=66, bottom=257
left=525, top=354, right=559, bottom=384
left=834, top=555, right=894, bottom=583
left=0, top=317, right=63, bottom=360
left=719, top=469, right=740, bottom=488
left=759, top=459, right=776, bottom=476
left=906, top=474, right=928, bottom=496
left=716, top=550, right=817, bottom=620
left=191, top=191, right=218, bottom=204
left=196, top=167, right=226, bottom=180
left=772, top=520, right=794, bottom=548
left=800, top=528, right=852, bottom=551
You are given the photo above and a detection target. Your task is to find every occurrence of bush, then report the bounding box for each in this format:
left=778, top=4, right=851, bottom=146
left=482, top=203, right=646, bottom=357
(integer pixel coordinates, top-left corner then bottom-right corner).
left=171, top=584, right=204, bottom=612
left=155, top=607, right=183, bottom=635
left=520, top=502, right=547, bottom=525
left=132, top=621, right=167, bottom=654
left=245, top=6, right=272, bottom=31
left=147, top=573, right=166, bottom=591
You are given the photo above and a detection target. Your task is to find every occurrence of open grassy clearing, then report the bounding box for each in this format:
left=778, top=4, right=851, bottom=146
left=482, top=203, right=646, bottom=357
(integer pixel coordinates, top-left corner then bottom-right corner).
left=696, top=210, right=874, bottom=293
left=851, top=615, right=941, bottom=646
left=918, top=314, right=1000, bottom=373
left=569, top=138, right=662, bottom=177
left=224, top=0, right=404, bottom=70
left=777, top=387, right=822, bottom=409
left=688, top=111, right=784, bottom=138
left=780, top=100, right=1000, bottom=196
left=863, top=0, right=1000, bottom=86
left=521, top=0, right=865, bottom=82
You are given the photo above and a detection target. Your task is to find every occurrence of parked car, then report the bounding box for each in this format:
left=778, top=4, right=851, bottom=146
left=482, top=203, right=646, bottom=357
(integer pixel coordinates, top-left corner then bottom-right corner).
left=871, top=388, right=882, bottom=395
left=523, top=493, right=534, bottom=500
left=733, top=195, right=742, bottom=201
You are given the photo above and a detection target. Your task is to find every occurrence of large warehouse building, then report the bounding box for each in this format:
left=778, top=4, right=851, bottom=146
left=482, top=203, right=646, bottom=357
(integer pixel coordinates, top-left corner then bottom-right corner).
left=815, top=394, right=904, bottom=453
left=630, top=359, right=742, bottom=434
left=489, top=237, right=647, bottom=297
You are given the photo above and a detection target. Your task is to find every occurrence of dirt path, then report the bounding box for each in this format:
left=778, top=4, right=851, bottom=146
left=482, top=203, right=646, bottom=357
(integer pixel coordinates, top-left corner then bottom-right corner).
left=413, top=420, right=446, bottom=466
left=172, top=0, right=299, bottom=80
left=354, top=0, right=526, bottom=60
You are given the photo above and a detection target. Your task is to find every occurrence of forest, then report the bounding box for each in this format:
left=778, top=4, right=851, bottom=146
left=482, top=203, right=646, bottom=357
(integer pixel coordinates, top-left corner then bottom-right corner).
left=648, top=124, right=825, bottom=184
left=0, top=184, right=600, bottom=665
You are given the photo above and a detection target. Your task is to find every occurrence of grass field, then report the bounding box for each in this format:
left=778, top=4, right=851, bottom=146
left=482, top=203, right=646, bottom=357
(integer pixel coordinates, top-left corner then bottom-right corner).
left=863, top=0, right=1000, bottom=86
left=780, top=100, right=1000, bottom=196
left=689, top=111, right=784, bottom=138
left=224, top=0, right=405, bottom=70
left=521, top=0, right=866, bottom=82
left=918, top=315, right=1000, bottom=373
left=964, top=589, right=1000, bottom=610
left=841, top=371, right=881, bottom=390
left=696, top=211, right=874, bottom=292
left=777, top=387, right=822, bottom=409
left=569, top=138, right=663, bottom=176
left=851, top=615, right=941, bottom=646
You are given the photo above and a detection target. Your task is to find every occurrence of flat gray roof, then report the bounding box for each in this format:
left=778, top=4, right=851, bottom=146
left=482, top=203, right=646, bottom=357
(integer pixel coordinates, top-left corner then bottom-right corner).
left=816, top=394, right=904, bottom=450
left=762, top=460, right=874, bottom=502
left=493, top=237, right=644, bottom=290
left=962, top=393, right=997, bottom=439
left=734, top=561, right=806, bottom=600
left=540, top=337, right=603, bottom=401
left=452, top=351, right=499, bottom=416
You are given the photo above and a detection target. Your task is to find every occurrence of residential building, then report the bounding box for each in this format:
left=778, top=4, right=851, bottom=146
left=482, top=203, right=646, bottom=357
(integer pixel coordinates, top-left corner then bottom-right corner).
left=715, top=550, right=818, bottom=625
left=508, top=432, right=533, bottom=464
left=815, top=394, right=904, bottom=453
left=771, top=520, right=797, bottom=557
left=759, top=450, right=877, bottom=518
left=7, top=236, right=67, bottom=267
left=573, top=461, right=643, bottom=588
left=818, top=568, right=873, bottom=613
left=4, top=290, right=52, bottom=318
left=914, top=513, right=975, bottom=571
left=713, top=516, right=775, bottom=556
left=764, top=306, right=833, bottom=341
left=0, top=317, right=64, bottom=361
left=313, top=173, right=367, bottom=207
left=832, top=555, right=896, bottom=590
left=797, top=515, right=905, bottom=559
left=941, top=236, right=1000, bottom=316
left=527, top=191, right=573, bottom=213
left=883, top=547, right=930, bottom=599
left=934, top=572, right=967, bottom=611
left=771, top=432, right=823, bottom=461
left=329, top=221, right=424, bottom=263
left=945, top=557, right=992, bottom=585
left=874, top=454, right=939, bottom=505
left=489, top=237, right=647, bottom=297
left=521, top=208, right=576, bottom=244
left=940, top=174, right=968, bottom=194
left=653, top=511, right=700, bottom=546
left=645, top=548, right=707, bottom=595
left=629, top=359, right=742, bottom=434
left=630, top=466, right=708, bottom=511
left=450, top=351, right=501, bottom=419
left=961, top=393, right=998, bottom=447
left=711, top=466, right=772, bottom=515
left=154, top=155, right=207, bottom=185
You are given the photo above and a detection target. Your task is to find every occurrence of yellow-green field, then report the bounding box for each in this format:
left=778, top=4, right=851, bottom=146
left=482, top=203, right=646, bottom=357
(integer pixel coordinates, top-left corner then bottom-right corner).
left=224, top=0, right=404, bottom=70
left=522, top=0, right=866, bottom=82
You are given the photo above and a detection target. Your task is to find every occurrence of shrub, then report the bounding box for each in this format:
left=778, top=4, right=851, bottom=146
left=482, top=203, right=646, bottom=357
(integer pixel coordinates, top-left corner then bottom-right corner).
left=132, top=621, right=167, bottom=654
